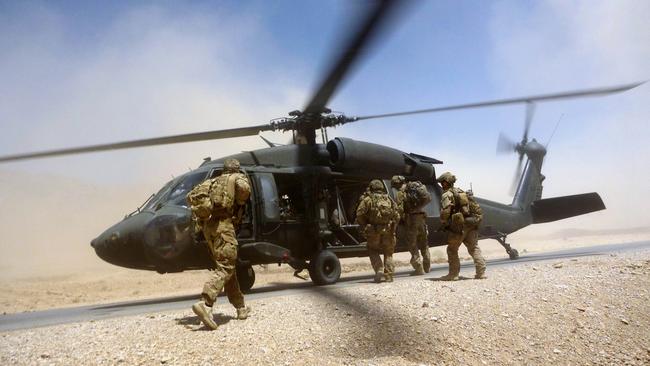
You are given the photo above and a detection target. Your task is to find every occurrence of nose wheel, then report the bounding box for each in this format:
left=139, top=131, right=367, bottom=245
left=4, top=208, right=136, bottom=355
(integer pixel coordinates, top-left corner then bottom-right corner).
left=308, top=249, right=341, bottom=285
left=236, top=264, right=256, bottom=293
left=496, top=234, right=519, bottom=260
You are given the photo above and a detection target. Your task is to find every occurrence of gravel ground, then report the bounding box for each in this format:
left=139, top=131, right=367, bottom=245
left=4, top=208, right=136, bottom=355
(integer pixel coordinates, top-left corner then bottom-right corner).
left=2, top=250, right=649, bottom=365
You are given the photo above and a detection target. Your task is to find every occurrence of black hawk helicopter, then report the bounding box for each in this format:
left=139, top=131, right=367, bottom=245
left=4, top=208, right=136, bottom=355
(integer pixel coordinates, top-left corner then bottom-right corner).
left=0, top=1, right=643, bottom=291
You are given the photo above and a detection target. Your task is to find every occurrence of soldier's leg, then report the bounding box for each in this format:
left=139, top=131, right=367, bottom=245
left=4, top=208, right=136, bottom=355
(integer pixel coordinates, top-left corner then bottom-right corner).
left=406, top=216, right=424, bottom=274
left=381, top=232, right=396, bottom=282
left=193, top=224, right=238, bottom=330
left=366, top=232, right=384, bottom=283
left=441, top=232, right=463, bottom=280
left=416, top=216, right=431, bottom=273
left=463, top=229, right=486, bottom=279
left=224, top=272, right=250, bottom=319
left=202, top=227, right=238, bottom=306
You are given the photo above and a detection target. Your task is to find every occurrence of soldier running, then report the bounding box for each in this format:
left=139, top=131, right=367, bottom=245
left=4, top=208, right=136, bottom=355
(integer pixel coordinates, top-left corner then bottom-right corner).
left=187, top=158, right=252, bottom=330
left=391, top=175, right=431, bottom=275
left=356, top=180, right=400, bottom=283
left=437, top=171, right=487, bottom=281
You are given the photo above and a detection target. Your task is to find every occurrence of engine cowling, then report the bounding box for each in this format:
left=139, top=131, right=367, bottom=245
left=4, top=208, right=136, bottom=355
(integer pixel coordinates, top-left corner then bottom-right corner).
left=326, top=137, right=436, bottom=181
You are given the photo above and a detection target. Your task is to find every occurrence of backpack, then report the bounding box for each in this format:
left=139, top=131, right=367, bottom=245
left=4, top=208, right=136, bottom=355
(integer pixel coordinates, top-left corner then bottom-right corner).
left=451, top=188, right=470, bottom=217
left=209, top=173, right=238, bottom=219
left=368, top=193, right=396, bottom=225
left=404, top=181, right=431, bottom=211
left=187, top=179, right=214, bottom=221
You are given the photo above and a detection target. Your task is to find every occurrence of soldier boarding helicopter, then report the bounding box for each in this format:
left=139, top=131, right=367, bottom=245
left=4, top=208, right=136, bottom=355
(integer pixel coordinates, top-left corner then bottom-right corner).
left=0, top=1, right=643, bottom=291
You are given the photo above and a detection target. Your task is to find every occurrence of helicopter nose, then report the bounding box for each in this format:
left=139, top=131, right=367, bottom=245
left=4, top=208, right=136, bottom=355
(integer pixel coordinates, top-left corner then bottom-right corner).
left=91, top=212, right=153, bottom=268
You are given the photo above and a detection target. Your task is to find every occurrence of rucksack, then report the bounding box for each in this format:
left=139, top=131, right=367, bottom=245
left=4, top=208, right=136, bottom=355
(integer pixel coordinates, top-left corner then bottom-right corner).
left=451, top=187, right=470, bottom=217
left=368, top=193, right=396, bottom=225
left=209, top=173, right=238, bottom=219
left=187, top=179, right=214, bottom=221
left=404, top=181, right=431, bottom=211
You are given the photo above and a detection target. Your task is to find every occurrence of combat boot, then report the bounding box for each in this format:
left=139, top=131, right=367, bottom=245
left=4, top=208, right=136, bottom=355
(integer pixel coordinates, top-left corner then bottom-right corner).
left=474, top=272, right=487, bottom=280
left=439, top=274, right=459, bottom=281
left=373, top=272, right=384, bottom=283
left=236, top=306, right=251, bottom=320
left=413, top=265, right=426, bottom=276
left=192, top=301, right=218, bottom=330
left=385, top=274, right=394, bottom=283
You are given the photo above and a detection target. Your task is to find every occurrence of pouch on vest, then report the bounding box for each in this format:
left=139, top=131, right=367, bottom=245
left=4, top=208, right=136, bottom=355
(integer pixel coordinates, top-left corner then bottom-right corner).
left=210, top=173, right=237, bottom=219
left=450, top=212, right=465, bottom=233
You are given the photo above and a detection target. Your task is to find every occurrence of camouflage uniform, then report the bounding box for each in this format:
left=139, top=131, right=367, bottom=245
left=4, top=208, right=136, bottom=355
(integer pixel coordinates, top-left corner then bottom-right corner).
left=437, top=172, right=486, bottom=280
left=392, top=176, right=430, bottom=275
left=356, top=180, right=399, bottom=283
left=189, top=158, right=252, bottom=330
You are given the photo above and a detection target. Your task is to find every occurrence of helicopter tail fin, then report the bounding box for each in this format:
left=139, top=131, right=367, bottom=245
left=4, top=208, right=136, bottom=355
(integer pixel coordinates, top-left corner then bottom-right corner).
left=530, top=192, right=605, bottom=224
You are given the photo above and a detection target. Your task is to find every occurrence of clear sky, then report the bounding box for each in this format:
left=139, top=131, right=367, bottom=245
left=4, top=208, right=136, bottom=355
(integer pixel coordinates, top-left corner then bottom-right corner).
left=1, top=0, right=648, bottom=237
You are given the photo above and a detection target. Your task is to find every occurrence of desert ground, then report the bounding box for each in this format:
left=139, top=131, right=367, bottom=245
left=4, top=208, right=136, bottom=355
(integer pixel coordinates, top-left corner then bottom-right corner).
left=0, top=229, right=649, bottom=365
left=1, top=229, right=649, bottom=315
left=1, top=245, right=649, bottom=365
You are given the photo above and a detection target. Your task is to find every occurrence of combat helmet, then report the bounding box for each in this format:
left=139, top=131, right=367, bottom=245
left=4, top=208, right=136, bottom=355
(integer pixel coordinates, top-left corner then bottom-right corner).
left=391, top=175, right=405, bottom=188
left=223, top=158, right=241, bottom=173
left=368, top=179, right=385, bottom=192
left=436, top=172, right=456, bottom=185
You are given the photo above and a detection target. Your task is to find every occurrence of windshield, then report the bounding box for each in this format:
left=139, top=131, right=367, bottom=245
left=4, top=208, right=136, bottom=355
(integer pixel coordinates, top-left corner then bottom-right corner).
left=142, top=178, right=178, bottom=211
left=167, top=171, right=209, bottom=206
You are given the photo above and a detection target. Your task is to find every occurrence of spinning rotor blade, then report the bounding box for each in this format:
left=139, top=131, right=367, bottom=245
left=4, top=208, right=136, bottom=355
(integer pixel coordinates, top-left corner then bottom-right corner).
left=510, top=154, right=525, bottom=196
left=523, top=102, right=536, bottom=143
left=350, top=81, right=645, bottom=122
left=303, top=0, right=405, bottom=115
left=0, top=124, right=272, bottom=163
left=497, top=133, right=516, bottom=154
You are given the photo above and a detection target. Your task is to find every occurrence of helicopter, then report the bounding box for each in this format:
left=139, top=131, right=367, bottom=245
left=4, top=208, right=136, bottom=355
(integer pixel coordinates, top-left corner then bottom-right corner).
left=0, top=1, right=643, bottom=291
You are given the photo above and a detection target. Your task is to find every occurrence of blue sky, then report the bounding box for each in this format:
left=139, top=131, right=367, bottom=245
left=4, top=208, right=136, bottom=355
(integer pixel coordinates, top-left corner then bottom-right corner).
left=0, top=0, right=648, bottom=232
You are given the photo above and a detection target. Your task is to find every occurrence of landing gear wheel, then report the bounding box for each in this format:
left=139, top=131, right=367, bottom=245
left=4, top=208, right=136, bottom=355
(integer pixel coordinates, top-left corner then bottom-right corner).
left=308, top=250, right=341, bottom=286
left=508, top=248, right=519, bottom=260
left=236, top=265, right=255, bottom=293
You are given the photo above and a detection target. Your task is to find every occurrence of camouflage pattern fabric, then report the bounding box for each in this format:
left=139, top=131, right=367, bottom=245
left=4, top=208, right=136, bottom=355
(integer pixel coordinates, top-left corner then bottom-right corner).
left=445, top=227, right=486, bottom=278
left=396, top=180, right=429, bottom=274
left=192, top=169, right=251, bottom=309
left=356, top=189, right=399, bottom=280
left=406, top=213, right=430, bottom=273
left=365, top=225, right=396, bottom=280
left=201, top=218, right=245, bottom=308
left=440, top=184, right=486, bottom=278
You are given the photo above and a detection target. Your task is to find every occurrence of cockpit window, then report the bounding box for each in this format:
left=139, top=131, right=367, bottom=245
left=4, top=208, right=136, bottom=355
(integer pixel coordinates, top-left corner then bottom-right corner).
left=142, top=179, right=177, bottom=211
left=167, top=171, right=209, bottom=206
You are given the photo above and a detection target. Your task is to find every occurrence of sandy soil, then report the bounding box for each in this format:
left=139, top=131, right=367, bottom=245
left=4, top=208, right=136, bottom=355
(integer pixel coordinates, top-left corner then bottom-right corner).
left=1, top=249, right=649, bottom=365
left=1, top=232, right=649, bottom=315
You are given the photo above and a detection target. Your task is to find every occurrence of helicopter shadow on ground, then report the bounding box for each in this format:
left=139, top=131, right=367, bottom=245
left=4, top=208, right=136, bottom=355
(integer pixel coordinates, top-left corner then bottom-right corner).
left=175, top=313, right=235, bottom=332
left=308, top=286, right=446, bottom=363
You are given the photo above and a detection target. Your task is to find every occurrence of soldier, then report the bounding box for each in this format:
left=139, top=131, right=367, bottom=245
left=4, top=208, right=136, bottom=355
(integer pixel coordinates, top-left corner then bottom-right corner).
left=437, top=171, right=486, bottom=281
left=187, top=158, right=252, bottom=330
left=391, top=175, right=431, bottom=275
left=356, top=180, right=400, bottom=283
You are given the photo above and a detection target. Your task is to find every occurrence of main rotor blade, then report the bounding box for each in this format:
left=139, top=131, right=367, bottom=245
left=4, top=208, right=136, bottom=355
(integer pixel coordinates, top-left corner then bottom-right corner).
left=303, top=0, right=405, bottom=115
left=351, top=81, right=645, bottom=122
left=0, top=124, right=271, bottom=163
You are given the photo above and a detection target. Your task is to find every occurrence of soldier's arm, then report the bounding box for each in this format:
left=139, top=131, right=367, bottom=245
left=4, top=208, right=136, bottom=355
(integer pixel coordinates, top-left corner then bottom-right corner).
left=355, top=199, right=369, bottom=226
left=440, top=193, right=453, bottom=226
left=234, top=174, right=251, bottom=205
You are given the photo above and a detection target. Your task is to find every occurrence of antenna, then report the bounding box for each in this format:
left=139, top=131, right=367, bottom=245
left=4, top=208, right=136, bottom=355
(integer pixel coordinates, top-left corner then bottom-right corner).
left=546, top=113, right=564, bottom=148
